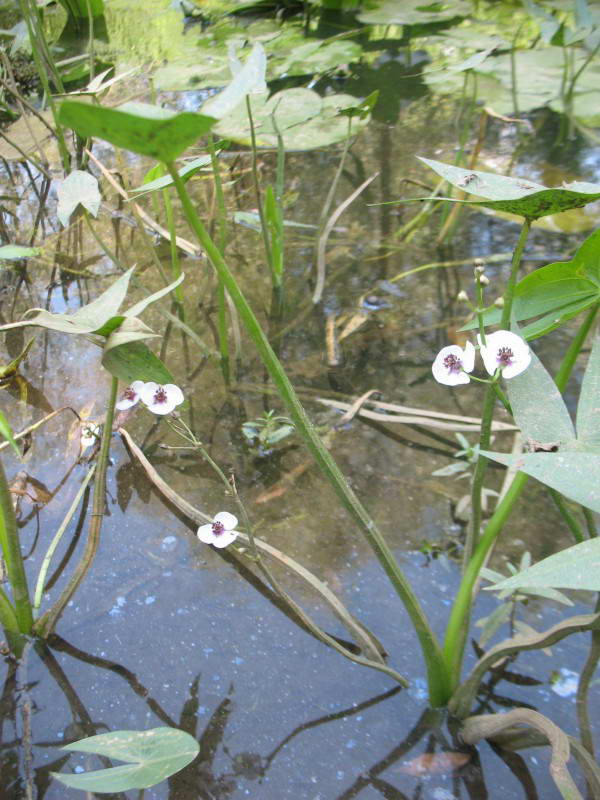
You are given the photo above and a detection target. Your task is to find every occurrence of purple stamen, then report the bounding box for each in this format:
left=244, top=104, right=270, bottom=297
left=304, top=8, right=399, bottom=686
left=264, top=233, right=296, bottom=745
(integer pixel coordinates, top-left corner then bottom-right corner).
left=154, top=387, right=168, bottom=405
left=443, top=354, right=462, bottom=373
left=212, top=521, right=225, bottom=536
left=123, top=387, right=137, bottom=401
left=496, top=346, right=514, bottom=366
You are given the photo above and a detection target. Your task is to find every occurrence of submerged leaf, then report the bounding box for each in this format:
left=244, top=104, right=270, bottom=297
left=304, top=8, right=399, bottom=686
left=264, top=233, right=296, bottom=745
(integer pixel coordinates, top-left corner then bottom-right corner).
left=52, top=727, right=199, bottom=792
left=57, top=170, right=101, bottom=227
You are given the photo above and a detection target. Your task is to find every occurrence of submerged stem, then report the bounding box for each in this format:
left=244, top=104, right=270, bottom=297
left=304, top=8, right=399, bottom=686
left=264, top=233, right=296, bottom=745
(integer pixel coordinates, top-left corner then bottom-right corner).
left=165, top=161, right=449, bottom=705
left=35, top=377, right=118, bottom=637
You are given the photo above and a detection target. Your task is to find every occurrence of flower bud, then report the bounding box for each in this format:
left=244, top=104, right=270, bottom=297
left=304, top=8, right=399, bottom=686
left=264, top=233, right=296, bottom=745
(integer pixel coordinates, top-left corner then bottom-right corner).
left=478, top=274, right=490, bottom=286
left=457, top=290, right=470, bottom=303
left=494, top=296, right=505, bottom=308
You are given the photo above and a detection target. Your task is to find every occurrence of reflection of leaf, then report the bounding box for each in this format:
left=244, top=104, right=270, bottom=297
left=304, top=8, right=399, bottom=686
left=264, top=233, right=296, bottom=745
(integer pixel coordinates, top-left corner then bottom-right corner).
left=52, top=728, right=199, bottom=792
left=358, top=0, right=470, bottom=25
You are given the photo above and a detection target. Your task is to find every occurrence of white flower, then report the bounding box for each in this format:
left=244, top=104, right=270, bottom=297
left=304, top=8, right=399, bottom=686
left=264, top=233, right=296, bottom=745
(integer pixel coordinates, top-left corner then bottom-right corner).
left=197, top=512, right=240, bottom=549
left=80, top=422, right=100, bottom=449
left=432, top=341, right=475, bottom=386
left=115, top=380, right=146, bottom=411
left=478, top=330, right=531, bottom=379
left=139, top=382, right=184, bottom=415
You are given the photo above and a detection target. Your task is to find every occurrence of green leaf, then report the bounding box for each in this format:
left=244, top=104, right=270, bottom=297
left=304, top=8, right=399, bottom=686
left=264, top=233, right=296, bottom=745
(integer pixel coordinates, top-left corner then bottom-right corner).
left=462, top=228, right=600, bottom=337
left=576, top=332, right=600, bottom=445
left=0, top=245, right=41, bottom=260
left=103, top=317, right=159, bottom=354
left=504, top=351, right=575, bottom=444
left=0, top=337, right=35, bottom=378
left=0, top=410, right=20, bottom=457
left=57, top=170, right=101, bottom=227
left=482, top=450, right=600, bottom=512
left=424, top=47, right=497, bottom=85
left=418, top=157, right=600, bottom=219
left=52, top=727, right=199, bottom=792
left=102, top=340, right=174, bottom=385
left=58, top=101, right=216, bottom=163
left=357, top=0, right=469, bottom=25
left=487, top=538, right=600, bottom=592
left=130, top=157, right=212, bottom=195
left=201, top=42, right=266, bottom=119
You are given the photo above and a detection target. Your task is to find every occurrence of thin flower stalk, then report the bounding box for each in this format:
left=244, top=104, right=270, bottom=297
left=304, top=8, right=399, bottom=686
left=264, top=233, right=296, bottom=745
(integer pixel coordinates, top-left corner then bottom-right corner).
left=165, top=161, right=449, bottom=706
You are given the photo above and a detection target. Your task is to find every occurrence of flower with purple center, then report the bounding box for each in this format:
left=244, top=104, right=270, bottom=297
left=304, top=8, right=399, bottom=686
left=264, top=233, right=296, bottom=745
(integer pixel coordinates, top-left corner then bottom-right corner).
left=197, top=512, right=240, bottom=549
left=432, top=341, right=475, bottom=386
left=478, top=330, right=531, bottom=379
left=115, top=380, right=145, bottom=411
left=139, top=382, right=184, bottom=415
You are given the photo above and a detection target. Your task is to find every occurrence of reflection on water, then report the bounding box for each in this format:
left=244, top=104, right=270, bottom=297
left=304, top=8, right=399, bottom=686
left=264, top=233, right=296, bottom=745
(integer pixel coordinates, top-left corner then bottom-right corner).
left=2, top=9, right=600, bottom=798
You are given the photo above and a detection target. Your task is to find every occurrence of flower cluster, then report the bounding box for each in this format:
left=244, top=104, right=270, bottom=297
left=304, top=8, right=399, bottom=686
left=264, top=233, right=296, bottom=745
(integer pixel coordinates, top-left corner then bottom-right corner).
left=116, top=380, right=184, bottom=415
left=432, top=330, right=531, bottom=386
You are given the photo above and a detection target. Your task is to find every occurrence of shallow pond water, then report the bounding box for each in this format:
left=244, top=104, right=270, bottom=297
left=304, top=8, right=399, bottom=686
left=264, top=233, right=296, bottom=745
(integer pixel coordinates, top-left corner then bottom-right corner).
left=2, top=2, right=600, bottom=798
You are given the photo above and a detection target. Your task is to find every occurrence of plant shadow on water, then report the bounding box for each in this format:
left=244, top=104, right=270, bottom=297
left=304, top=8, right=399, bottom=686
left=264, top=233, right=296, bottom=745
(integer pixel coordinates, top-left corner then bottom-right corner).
left=2, top=0, right=600, bottom=797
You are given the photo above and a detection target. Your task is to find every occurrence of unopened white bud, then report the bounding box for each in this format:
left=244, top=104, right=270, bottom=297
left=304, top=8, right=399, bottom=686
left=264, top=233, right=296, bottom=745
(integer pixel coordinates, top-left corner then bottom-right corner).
left=457, top=290, right=470, bottom=303
left=494, top=296, right=505, bottom=308
left=478, top=274, right=490, bottom=286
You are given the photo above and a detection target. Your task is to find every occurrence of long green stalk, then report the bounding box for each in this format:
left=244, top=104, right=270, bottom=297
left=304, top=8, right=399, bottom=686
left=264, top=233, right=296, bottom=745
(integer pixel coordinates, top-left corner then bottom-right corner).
left=207, top=134, right=230, bottom=383
left=0, top=459, right=33, bottom=633
left=500, top=218, right=531, bottom=328
left=0, top=583, right=20, bottom=633
left=166, top=161, right=450, bottom=706
left=35, top=377, right=118, bottom=637
left=444, top=303, right=598, bottom=698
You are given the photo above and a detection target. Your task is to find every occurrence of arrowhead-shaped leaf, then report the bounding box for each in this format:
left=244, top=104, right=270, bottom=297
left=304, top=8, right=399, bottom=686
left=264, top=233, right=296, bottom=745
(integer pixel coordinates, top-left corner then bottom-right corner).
left=487, top=538, right=600, bottom=592
left=418, top=157, right=600, bottom=219
left=102, top=340, right=174, bottom=385
left=57, top=170, right=101, bottom=227
left=201, top=42, right=267, bottom=120
left=58, top=101, right=216, bottom=162
left=52, top=727, right=199, bottom=792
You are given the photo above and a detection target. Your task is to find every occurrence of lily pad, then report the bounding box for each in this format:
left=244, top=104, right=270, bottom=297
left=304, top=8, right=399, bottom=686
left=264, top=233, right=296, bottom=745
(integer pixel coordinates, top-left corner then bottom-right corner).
left=52, top=727, right=199, bottom=792
left=214, top=88, right=370, bottom=150
left=418, top=156, right=600, bottom=219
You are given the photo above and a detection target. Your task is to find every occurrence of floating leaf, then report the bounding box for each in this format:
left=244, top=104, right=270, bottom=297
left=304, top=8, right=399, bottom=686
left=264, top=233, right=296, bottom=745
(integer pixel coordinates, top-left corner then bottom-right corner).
left=487, top=538, right=600, bottom=592
left=52, top=727, right=199, bottom=792
left=418, top=157, right=600, bottom=219
left=57, top=170, right=101, bottom=227
left=0, top=245, right=41, bottom=260
left=214, top=88, right=371, bottom=150
left=58, top=101, right=216, bottom=163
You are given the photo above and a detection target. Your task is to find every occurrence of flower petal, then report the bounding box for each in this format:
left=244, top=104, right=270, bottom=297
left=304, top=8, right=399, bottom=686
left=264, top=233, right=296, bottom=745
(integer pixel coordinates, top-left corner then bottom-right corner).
left=462, top=341, right=476, bottom=373
left=478, top=330, right=531, bottom=378
left=211, top=529, right=239, bottom=548
left=197, top=524, right=216, bottom=544
left=116, top=381, right=144, bottom=411
left=164, top=384, right=184, bottom=407
left=140, top=382, right=159, bottom=406
left=146, top=399, right=177, bottom=415
left=502, top=349, right=532, bottom=379
left=213, top=511, right=238, bottom=530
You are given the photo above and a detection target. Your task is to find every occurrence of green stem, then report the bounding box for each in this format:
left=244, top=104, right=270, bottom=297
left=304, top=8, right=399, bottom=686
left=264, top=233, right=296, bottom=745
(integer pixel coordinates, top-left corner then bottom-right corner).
left=207, top=134, right=230, bottom=383
left=500, top=218, right=531, bottom=329
left=0, top=583, right=20, bottom=633
left=582, top=506, right=597, bottom=539
left=166, top=161, right=449, bottom=706
left=463, top=382, right=496, bottom=569
left=162, top=186, right=184, bottom=311
left=549, top=488, right=584, bottom=544
left=34, top=377, right=118, bottom=637
left=0, top=459, right=33, bottom=633
left=246, top=96, right=275, bottom=282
